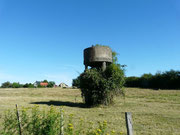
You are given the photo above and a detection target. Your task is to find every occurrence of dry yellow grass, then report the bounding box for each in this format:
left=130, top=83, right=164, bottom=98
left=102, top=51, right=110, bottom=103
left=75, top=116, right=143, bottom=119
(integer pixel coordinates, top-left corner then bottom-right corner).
left=0, top=87, right=180, bottom=135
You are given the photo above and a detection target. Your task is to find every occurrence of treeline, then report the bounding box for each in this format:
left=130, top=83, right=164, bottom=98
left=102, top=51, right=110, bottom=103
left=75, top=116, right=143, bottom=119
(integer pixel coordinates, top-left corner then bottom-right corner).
left=0, top=80, right=55, bottom=88
left=125, top=70, right=180, bottom=89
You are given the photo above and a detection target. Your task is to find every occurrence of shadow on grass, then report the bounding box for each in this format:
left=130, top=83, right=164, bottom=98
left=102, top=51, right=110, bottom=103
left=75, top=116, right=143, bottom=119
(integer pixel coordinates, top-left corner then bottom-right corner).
left=30, top=100, right=87, bottom=108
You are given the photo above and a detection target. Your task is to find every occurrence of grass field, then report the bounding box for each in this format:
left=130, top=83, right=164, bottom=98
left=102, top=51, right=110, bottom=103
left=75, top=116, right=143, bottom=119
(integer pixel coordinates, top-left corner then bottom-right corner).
left=0, top=87, right=180, bottom=135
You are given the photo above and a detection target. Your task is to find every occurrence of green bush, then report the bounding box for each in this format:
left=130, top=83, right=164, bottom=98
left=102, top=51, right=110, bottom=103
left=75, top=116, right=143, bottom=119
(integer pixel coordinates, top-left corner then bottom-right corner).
left=79, top=63, right=125, bottom=106
left=72, top=76, right=80, bottom=88
left=1, top=106, right=61, bottom=135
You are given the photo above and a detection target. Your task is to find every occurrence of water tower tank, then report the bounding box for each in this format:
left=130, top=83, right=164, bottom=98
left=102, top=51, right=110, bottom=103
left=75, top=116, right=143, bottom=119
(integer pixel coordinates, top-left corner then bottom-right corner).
left=84, top=46, right=112, bottom=71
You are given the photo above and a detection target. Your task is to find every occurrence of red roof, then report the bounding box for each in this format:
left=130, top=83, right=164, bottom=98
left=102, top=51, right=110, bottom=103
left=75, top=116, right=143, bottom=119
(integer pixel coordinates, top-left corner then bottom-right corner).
left=40, top=82, right=48, bottom=86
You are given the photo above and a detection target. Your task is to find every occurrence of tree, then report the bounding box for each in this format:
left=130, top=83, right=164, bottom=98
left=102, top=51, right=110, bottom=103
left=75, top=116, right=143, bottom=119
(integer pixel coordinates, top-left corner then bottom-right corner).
left=140, top=73, right=153, bottom=88
left=43, top=80, right=48, bottom=83
left=1, top=81, right=12, bottom=88
left=23, top=83, right=35, bottom=88
left=47, top=81, right=55, bottom=88
left=125, top=69, right=180, bottom=89
left=12, top=82, right=22, bottom=88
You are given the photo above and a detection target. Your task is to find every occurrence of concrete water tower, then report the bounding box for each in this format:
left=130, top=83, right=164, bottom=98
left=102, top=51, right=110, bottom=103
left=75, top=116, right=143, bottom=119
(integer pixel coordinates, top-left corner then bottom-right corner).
left=84, top=46, right=113, bottom=71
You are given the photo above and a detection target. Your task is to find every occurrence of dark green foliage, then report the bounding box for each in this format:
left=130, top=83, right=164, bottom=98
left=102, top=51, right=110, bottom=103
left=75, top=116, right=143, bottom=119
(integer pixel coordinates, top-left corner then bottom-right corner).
left=79, top=63, right=125, bottom=106
left=1, top=81, right=12, bottom=88
left=72, top=76, right=80, bottom=88
left=125, top=70, right=180, bottom=89
left=12, top=82, right=23, bottom=88
left=1, top=82, right=23, bottom=88
left=104, top=64, right=125, bottom=91
left=23, top=83, right=35, bottom=88
left=43, top=80, right=48, bottom=83
left=23, top=83, right=29, bottom=88
left=125, top=77, right=140, bottom=87
left=79, top=69, right=105, bottom=106
left=47, top=81, right=55, bottom=88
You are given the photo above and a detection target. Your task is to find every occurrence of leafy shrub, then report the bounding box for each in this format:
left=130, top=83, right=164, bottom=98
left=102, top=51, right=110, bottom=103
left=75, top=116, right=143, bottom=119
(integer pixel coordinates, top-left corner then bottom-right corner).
left=79, top=63, right=125, bottom=106
left=72, top=76, right=80, bottom=88
left=1, top=106, right=61, bottom=135
left=1, top=106, right=124, bottom=135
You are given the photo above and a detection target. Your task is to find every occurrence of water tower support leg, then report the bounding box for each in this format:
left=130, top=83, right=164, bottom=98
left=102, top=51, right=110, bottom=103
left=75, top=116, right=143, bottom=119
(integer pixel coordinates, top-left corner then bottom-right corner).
left=102, top=62, right=106, bottom=71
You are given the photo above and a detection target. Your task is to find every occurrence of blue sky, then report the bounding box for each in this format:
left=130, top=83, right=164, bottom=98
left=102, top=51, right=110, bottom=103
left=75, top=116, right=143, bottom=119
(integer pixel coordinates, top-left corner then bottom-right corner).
left=0, top=0, right=180, bottom=86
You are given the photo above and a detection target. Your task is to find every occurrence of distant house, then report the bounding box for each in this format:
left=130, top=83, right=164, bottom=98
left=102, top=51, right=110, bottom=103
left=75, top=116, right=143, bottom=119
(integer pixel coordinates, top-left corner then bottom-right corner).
left=40, top=82, right=48, bottom=87
left=33, top=81, right=41, bottom=87
left=59, top=83, right=68, bottom=88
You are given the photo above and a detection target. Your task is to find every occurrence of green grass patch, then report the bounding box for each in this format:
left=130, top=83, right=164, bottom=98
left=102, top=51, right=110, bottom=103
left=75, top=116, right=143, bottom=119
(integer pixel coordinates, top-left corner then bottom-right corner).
left=0, top=87, right=180, bottom=134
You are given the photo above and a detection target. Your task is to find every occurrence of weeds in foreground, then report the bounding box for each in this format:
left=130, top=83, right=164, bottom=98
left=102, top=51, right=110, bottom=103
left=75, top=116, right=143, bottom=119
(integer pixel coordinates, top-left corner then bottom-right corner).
left=1, top=105, right=124, bottom=135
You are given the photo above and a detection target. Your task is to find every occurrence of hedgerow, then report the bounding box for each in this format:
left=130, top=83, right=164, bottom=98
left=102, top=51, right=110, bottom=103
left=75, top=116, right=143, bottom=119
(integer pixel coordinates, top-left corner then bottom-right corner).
left=125, top=70, right=180, bottom=89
